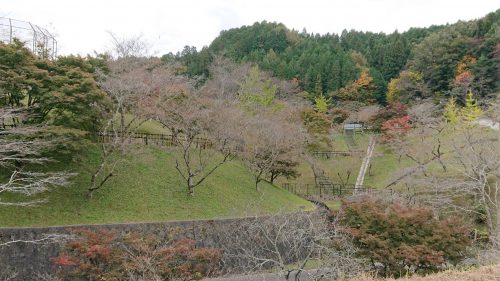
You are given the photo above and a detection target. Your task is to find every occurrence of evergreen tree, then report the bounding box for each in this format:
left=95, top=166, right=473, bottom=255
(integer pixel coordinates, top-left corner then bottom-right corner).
left=314, top=73, right=323, bottom=96
left=443, top=97, right=459, bottom=124
left=460, top=91, right=483, bottom=124
left=313, top=94, right=330, bottom=113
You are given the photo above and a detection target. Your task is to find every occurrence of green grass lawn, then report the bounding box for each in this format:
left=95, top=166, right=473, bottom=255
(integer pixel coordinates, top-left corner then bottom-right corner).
left=118, top=113, right=170, bottom=134
left=0, top=145, right=313, bottom=227
left=363, top=144, right=413, bottom=188
left=278, top=133, right=373, bottom=186
left=276, top=132, right=412, bottom=194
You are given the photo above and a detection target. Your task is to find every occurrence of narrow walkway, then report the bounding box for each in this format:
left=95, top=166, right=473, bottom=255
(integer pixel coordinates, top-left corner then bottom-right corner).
left=354, top=135, right=376, bottom=192
left=204, top=268, right=335, bottom=281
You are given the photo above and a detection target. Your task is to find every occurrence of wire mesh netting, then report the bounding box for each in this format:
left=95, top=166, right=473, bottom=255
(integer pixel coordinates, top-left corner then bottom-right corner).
left=0, top=17, right=57, bottom=59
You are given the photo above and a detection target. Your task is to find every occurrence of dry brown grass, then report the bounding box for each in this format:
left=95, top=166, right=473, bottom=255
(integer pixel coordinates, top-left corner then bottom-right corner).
left=349, top=264, right=500, bottom=281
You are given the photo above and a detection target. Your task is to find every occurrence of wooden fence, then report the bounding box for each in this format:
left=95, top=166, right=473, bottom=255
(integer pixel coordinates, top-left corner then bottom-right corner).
left=97, top=132, right=212, bottom=149
left=0, top=117, right=20, bottom=130
left=312, top=151, right=351, bottom=158
left=281, top=182, right=386, bottom=198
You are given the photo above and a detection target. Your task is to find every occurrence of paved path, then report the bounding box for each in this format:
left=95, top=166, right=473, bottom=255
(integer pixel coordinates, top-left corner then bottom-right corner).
left=354, top=135, right=376, bottom=191
left=204, top=268, right=335, bottom=281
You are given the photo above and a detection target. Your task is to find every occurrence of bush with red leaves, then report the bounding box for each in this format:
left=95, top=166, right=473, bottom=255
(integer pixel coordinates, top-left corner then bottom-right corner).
left=53, top=229, right=222, bottom=281
left=370, top=102, right=408, bottom=131
left=337, top=199, right=471, bottom=277
left=381, top=115, right=411, bottom=143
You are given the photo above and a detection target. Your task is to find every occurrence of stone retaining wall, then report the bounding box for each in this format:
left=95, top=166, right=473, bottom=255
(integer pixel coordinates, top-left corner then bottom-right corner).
left=0, top=217, right=260, bottom=280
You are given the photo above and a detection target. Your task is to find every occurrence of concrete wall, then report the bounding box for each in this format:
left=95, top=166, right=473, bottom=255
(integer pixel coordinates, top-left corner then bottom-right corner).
left=0, top=217, right=258, bottom=280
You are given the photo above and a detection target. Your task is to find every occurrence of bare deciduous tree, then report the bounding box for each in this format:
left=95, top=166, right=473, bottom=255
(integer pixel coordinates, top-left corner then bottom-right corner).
left=200, top=55, right=250, bottom=100
left=107, top=31, right=151, bottom=58
left=241, top=112, right=305, bottom=190
left=88, top=53, right=178, bottom=197
left=217, top=211, right=363, bottom=281
left=389, top=120, right=499, bottom=248
left=0, top=108, right=74, bottom=205
left=154, top=95, right=244, bottom=196
left=444, top=128, right=499, bottom=246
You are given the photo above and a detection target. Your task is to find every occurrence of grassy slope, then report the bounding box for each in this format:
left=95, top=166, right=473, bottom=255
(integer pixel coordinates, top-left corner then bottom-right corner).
left=277, top=132, right=403, bottom=189
left=276, top=131, right=411, bottom=209
left=0, top=145, right=313, bottom=227
left=117, top=113, right=170, bottom=134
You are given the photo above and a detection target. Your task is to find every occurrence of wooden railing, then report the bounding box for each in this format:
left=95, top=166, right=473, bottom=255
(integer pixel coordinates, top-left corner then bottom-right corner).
left=97, top=132, right=212, bottom=149
left=281, top=182, right=387, bottom=198
left=311, top=150, right=363, bottom=158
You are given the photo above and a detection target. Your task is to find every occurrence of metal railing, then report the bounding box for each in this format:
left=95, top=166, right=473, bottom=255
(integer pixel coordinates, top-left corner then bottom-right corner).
left=0, top=17, right=57, bottom=59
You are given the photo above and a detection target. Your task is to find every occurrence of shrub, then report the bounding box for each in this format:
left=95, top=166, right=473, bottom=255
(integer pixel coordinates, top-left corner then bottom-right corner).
left=53, top=229, right=222, bottom=280
left=53, top=229, right=122, bottom=280
left=381, top=115, right=411, bottom=143
left=337, top=198, right=471, bottom=277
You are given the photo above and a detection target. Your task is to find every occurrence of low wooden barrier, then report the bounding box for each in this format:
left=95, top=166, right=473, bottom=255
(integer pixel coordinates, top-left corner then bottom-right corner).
left=97, top=132, right=212, bottom=149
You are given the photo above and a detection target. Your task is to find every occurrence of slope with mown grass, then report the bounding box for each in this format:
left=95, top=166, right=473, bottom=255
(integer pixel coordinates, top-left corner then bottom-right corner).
left=0, top=144, right=314, bottom=227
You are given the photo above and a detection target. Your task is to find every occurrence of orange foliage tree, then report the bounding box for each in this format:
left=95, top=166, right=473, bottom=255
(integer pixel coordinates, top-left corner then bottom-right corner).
left=335, top=69, right=375, bottom=102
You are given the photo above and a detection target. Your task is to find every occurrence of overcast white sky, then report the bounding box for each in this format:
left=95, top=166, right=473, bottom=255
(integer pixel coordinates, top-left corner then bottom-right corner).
left=1, top=0, right=498, bottom=56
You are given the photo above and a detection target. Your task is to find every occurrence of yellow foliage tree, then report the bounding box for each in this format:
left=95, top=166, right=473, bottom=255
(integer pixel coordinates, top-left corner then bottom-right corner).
left=386, top=78, right=399, bottom=103
left=460, top=91, right=483, bottom=125
left=443, top=97, right=459, bottom=124
left=313, top=94, right=331, bottom=113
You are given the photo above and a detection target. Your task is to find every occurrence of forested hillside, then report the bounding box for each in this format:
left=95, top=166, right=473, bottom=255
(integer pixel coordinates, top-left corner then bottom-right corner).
left=168, top=9, right=499, bottom=105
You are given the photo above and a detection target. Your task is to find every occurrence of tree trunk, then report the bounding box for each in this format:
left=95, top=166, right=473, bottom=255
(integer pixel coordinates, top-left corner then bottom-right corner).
left=255, top=178, right=260, bottom=191
left=255, top=170, right=264, bottom=191
left=88, top=161, right=105, bottom=198
left=270, top=172, right=276, bottom=185
left=188, top=176, right=195, bottom=196
left=119, top=108, right=125, bottom=135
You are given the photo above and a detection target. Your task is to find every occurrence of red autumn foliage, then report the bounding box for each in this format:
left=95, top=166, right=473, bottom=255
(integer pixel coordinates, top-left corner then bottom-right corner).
left=370, top=102, right=408, bottom=130
left=53, top=254, right=78, bottom=267
left=53, top=229, right=222, bottom=281
left=381, top=115, right=411, bottom=142
left=336, top=198, right=471, bottom=277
